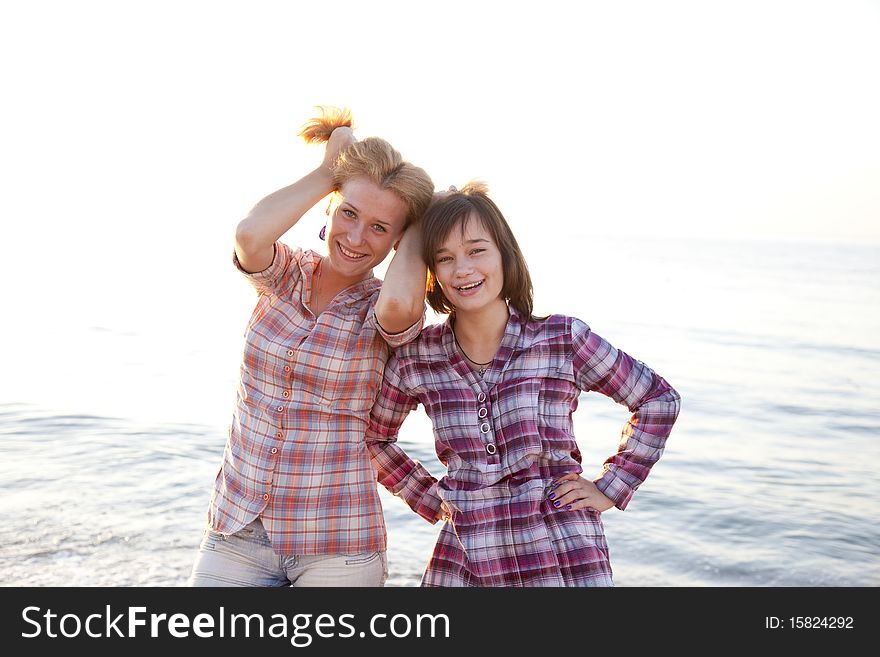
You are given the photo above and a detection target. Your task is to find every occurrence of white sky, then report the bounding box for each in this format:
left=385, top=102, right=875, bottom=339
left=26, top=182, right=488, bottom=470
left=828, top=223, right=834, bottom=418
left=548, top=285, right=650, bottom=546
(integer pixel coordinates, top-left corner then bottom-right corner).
left=0, top=0, right=878, bottom=421
left=0, top=0, right=878, bottom=310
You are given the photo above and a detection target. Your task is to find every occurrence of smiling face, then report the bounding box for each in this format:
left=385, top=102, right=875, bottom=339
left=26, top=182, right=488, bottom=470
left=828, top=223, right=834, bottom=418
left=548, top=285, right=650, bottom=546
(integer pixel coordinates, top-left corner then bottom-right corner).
left=325, top=177, right=409, bottom=282
left=432, top=213, right=506, bottom=315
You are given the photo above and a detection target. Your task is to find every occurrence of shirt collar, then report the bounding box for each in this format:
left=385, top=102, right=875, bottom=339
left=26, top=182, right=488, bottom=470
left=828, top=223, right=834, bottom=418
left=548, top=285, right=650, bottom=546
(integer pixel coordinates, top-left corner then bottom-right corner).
left=441, top=305, right=523, bottom=385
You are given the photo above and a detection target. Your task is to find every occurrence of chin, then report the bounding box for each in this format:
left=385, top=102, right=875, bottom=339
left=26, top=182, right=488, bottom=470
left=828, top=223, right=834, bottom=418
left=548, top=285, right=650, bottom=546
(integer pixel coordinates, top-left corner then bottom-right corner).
left=330, top=251, right=375, bottom=277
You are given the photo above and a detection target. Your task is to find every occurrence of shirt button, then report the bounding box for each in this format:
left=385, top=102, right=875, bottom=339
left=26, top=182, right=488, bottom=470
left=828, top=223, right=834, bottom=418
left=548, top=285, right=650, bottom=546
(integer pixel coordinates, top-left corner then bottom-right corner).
left=480, top=422, right=491, bottom=434
left=478, top=407, right=488, bottom=418
left=277, top=406, right=283, bottom=412
left=486, top=444, right=497, bottom=455
left=287, top=349, right=294, bottom=357
left=282, top=390, right=290, bottom=398
left=276, top=431, right=283, bottom=439
left=262, top=493, right=269, bottom=501
left=284, top=366, right=291, bottom=372
left=270, top=447, right=278, bottom=454
left=477, top=392, right=487, bottom=403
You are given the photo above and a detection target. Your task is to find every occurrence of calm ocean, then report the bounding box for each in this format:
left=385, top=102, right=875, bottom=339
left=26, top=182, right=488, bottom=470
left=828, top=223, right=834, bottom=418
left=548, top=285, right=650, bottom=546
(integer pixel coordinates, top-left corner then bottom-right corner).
left=1, top=235, right=878, bottom=586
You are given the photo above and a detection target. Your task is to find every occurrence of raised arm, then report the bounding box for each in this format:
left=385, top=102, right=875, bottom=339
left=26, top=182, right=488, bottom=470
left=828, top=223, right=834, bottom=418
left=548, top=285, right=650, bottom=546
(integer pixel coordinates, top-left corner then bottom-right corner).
left=234, top=127, right=355, bottom=273
left=571, top=319, right=681, bottom=510
left=374, top=222, right=428, bottom=334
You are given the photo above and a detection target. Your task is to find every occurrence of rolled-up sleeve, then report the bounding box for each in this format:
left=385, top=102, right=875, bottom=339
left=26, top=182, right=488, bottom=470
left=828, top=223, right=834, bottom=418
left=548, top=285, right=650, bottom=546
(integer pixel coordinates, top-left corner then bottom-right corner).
left=366, top=354, right=442, bottom=523
left=571, top=319, right=681, bottom=510
left=371, top=306, right=425, bottom=348
left=233, top=242, right=301, bottom=296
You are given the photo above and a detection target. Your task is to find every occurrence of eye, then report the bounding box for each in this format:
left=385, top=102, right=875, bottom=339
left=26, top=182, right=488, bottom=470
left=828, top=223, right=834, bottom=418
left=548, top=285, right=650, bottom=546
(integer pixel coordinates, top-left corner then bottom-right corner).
left=371, top=224, right=387, bottom=233
left=469, top=248, right=486, bottom=256
left=436, top=256, right=452, bottom=264
left=342, top=208, right=356, bottom=219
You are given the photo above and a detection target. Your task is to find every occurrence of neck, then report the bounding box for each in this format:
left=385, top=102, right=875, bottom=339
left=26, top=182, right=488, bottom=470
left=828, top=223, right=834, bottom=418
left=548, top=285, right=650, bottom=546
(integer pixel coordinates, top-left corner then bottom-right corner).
left=452, top=298, right=509, bottom=350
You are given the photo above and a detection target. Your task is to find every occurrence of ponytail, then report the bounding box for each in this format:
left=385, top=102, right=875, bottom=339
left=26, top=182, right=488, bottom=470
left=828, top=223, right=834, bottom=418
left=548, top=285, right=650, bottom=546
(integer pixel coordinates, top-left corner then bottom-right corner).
left=298, top=106, right=354, bottom=144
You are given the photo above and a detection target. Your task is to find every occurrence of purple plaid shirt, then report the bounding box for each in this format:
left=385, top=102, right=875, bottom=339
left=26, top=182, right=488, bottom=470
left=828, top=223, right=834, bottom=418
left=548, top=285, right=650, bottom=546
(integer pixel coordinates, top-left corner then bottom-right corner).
left=367, top=308, right=680, bottom=586
left=206, top=243, right=422, bottom=555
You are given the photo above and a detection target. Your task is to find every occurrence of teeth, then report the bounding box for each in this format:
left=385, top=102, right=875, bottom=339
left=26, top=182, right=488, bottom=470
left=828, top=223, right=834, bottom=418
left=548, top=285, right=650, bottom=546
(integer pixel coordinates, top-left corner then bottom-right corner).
left=457, top=281, right=482, bottom=291
left=339, top=244, right=366, bottom=259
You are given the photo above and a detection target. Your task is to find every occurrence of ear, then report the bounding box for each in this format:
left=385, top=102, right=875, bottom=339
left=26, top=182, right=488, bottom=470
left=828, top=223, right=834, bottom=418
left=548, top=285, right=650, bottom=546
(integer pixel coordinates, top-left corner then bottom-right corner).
left=392, top=238, right=402, bottom=251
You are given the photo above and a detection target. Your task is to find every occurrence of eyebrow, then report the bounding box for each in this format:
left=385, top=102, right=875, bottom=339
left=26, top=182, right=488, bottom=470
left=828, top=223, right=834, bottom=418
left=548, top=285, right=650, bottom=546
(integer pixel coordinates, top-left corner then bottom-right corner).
left=435, top=238, right=491, bottom=254
left=340, top=201, right=393, bottom=227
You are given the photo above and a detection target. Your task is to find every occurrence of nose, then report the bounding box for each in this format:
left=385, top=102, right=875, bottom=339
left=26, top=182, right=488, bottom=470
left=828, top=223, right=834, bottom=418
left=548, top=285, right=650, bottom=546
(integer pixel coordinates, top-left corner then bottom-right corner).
left=454, top=259, right=474, bottom=278
left=348, top=223, right=366, bottom=247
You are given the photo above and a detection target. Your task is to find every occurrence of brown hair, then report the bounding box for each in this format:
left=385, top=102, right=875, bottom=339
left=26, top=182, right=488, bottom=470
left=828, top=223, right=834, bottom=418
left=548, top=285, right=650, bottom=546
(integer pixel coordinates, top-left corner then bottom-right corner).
left=298, top=106, right=433, bottom=229
left=422, top=181, right=535, bottom=319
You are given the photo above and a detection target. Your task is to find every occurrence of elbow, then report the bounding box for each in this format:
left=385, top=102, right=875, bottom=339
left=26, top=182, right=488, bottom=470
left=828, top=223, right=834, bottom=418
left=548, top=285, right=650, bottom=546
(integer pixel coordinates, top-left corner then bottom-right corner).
left=235, top=217, right=258, bottom=253
left=234, top=216, right=276, bottom=263
left=661, top=384, right=682, bottom=424
left=375, top=296, right=421, bottom=334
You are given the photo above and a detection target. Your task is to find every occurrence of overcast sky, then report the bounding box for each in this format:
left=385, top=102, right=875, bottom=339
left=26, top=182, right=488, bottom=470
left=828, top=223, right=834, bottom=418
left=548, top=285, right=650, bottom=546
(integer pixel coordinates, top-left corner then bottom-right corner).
left=1, top=0, right=878, bottom=291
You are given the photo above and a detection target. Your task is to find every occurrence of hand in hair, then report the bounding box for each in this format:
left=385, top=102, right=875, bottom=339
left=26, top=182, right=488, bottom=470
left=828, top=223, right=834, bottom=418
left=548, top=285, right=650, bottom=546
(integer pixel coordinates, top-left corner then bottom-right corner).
left=298, top=106, right=357, bottom=174
left=431, top=185, right=458, bottom=202
left=321, top=126, right=357, bottom=172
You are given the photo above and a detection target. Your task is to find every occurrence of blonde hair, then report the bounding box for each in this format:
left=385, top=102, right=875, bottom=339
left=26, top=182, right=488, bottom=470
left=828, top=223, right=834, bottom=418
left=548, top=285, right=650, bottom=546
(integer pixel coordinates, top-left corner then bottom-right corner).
left=422, top=181, right=536, bottom=319
left=298, top=106, right=433, bottom=228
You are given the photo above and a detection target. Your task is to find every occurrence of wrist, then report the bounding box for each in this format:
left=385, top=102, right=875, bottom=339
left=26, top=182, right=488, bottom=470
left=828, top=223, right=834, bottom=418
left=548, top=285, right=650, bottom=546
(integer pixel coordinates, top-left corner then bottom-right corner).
left=307, top=166, right=336, bottom=198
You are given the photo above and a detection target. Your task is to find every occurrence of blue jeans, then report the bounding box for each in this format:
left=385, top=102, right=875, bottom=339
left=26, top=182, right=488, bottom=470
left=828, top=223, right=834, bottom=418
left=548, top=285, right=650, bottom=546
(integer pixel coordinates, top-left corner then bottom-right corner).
left=188, top=518, right=387, bottom=587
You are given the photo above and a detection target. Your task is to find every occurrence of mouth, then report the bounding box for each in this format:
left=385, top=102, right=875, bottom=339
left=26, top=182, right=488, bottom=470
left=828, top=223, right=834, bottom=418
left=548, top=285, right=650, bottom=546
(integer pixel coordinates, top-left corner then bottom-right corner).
left=454, top=280, right=484, bottom=295
left=337, top=242, right=368, bottom=261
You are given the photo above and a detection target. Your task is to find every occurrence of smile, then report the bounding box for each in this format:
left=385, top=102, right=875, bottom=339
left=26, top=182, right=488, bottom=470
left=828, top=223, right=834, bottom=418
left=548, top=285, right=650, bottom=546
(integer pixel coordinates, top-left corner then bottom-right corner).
left=455, top=280, right=484, bottom=291
left=337, top=242, right=368, bottom=260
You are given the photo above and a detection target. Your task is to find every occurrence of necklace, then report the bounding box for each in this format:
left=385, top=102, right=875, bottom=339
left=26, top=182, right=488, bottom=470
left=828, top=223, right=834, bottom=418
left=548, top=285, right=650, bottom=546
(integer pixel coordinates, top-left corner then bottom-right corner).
left=312, top=259, right=323, bottom=308
left=452, top=329, right=492, bottom=377
left=312, top=258, right=334, bottom=315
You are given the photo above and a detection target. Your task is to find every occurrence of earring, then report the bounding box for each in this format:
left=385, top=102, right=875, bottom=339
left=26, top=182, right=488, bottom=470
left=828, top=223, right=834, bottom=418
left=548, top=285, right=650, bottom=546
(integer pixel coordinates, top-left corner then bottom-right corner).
left=319, top=225, right=327, bottom=241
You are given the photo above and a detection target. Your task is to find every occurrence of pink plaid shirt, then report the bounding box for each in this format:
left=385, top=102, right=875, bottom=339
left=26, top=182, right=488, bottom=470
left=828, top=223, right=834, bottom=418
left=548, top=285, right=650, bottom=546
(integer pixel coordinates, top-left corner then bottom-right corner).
left=367, top=309, right=680, bottom=586
left=206, top=243, right=422, bottom=555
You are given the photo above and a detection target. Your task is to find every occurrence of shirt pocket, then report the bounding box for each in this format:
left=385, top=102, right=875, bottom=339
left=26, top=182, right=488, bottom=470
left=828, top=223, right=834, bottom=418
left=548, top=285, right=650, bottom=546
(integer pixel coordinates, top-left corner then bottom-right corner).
left=536, top=377, right=580, bottom=447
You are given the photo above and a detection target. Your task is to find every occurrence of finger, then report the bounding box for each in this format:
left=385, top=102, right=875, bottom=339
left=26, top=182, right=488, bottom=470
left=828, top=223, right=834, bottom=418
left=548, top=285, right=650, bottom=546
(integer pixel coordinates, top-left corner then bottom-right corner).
left=548, top=473, right=580, bottom=494
left=547, top=481, right=577, bottom=501
left=552, top=489, right=592, bottom=507
left=564, top=499, right=601, bottom=513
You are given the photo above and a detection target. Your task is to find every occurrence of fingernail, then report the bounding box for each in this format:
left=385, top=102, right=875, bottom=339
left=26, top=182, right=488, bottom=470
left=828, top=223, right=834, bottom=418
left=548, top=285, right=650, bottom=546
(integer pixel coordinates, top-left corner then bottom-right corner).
left=547, top=492, right=555, bottom=500
left=566, top=504, right=572, bottom=510
left=553, top=500, right=561, bottom=508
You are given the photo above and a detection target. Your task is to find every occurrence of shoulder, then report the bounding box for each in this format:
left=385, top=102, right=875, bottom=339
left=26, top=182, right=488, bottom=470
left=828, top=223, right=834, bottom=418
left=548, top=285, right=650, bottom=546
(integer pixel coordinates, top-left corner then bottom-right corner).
left=519, top=313, right=579, bottom=347
left=392, top=320, right=448, bottom=360
left=285, top=243, right=306, bottom=259
left=363, top=277, right=388, bottom=304
left=269, top=242, right=305, bottom=270
left=274, top=243, right=308, bottom=282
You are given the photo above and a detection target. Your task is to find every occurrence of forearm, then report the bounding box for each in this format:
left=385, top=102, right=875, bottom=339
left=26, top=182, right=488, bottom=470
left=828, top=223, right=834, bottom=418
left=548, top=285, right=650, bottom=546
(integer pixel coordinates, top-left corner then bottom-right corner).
left=235, top=166, right=334, bottom=272
left=573, top=321, right=681, bottom=509
left=367, top=438, right=441, bottom=523
left=595, top=382, right=680, bottom=510
left=375, top=224, right=427, bottom=333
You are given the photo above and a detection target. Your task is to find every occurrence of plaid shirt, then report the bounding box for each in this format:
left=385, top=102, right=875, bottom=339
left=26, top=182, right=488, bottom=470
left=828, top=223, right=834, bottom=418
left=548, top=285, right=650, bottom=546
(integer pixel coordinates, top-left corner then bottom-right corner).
left=367, top=309, right=680, bottom=586
left=207, top=243, right=422, bottom=555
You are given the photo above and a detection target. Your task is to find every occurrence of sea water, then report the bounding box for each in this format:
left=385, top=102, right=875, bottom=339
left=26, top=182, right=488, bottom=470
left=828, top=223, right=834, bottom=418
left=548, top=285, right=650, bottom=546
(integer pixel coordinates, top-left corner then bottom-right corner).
left=1, top=235, right=877, bottom=586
